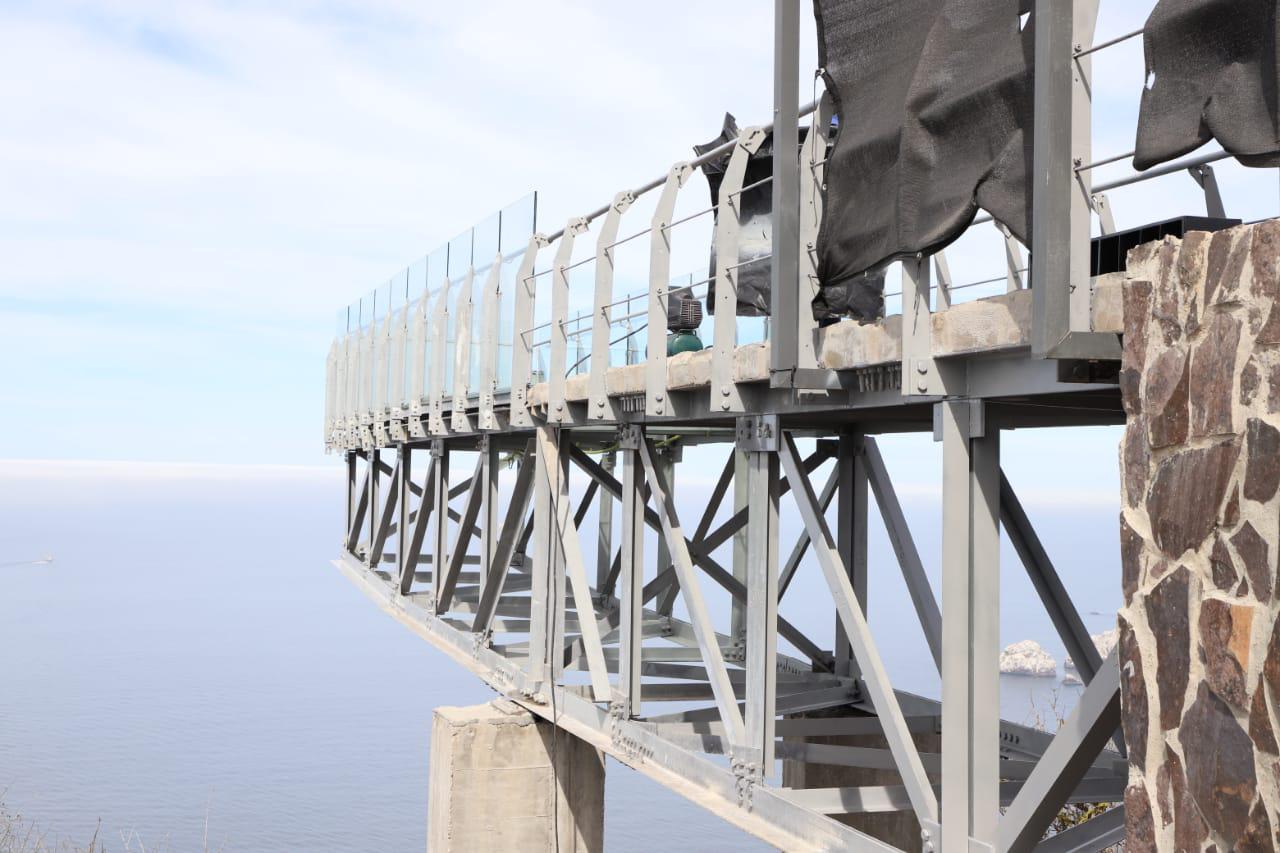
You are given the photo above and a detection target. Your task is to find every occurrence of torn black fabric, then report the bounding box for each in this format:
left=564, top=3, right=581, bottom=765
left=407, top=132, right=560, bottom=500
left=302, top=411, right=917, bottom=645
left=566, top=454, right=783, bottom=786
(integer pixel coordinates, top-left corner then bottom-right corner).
left=1134, top=0, right=1280, bottom=170
left=813, top=0, right=1034, bottom=304
left=694, top=114, right=777, bottom=317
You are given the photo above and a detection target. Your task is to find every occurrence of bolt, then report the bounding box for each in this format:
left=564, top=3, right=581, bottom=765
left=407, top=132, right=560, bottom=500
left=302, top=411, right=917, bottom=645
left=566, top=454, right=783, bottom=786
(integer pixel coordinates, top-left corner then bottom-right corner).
left=555, top=403, right=563, bottom=412
left=721, top=387, right=731, bottom=397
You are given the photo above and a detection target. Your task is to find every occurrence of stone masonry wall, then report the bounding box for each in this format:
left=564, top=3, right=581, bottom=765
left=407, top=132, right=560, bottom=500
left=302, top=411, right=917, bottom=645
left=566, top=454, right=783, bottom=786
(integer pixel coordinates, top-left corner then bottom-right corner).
left=1120, top=220, right=1280, bottom=851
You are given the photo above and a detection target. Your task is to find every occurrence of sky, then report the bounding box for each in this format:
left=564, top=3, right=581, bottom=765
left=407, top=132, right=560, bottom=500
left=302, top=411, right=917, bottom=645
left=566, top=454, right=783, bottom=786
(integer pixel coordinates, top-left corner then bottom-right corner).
left=0, top=0, right=1274, bottom=476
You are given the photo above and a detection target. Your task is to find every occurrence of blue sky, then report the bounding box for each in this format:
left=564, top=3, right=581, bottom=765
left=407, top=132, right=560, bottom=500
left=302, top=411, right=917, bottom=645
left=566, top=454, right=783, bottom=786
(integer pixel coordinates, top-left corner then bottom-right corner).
left=0, top=0, right=1273, bottom=483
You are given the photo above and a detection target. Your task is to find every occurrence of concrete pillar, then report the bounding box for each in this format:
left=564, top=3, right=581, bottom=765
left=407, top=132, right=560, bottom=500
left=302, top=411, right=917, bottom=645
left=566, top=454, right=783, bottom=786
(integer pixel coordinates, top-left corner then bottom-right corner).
left=781, top=708, right=939, bottom=851
left=428, top=701, right=605, bottom=852
left=1119, top=220, right=1280, bottom=851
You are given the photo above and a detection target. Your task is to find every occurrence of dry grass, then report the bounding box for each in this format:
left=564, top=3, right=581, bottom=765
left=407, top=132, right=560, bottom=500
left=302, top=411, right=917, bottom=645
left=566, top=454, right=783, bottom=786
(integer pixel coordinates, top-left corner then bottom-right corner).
left=0, top=791, right=222, bottom=853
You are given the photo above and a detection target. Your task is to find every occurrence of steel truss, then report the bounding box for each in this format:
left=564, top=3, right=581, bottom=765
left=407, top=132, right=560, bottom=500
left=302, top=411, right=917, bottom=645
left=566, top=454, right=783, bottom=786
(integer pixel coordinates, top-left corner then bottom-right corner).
left=335, top=406, right=1126, bottom=852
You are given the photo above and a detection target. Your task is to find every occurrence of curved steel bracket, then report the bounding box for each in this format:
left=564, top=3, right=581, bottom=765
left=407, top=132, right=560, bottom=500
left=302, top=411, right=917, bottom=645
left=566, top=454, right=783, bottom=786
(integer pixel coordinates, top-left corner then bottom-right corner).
left=588, top=191, right=636, bottom=420
left=509, top=233, right=550, bottom=427
left=646, top=163, right=694, bottom=417
left=548, top=217, right=590, bottom=422
left=711, top=126, right=767, bottom=414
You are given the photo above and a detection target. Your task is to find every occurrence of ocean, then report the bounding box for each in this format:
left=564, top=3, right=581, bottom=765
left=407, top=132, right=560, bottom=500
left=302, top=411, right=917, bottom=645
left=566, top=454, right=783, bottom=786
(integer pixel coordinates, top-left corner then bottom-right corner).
left=0, top=436, right=1120, bottom=851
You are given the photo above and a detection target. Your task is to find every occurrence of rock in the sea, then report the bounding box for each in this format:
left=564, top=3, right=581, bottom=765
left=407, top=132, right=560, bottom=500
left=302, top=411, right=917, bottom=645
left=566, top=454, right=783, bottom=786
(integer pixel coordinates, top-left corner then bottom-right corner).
left=999, top=640, right=1058, bottom=677
left=1063, top=628, right=1119, bottom=684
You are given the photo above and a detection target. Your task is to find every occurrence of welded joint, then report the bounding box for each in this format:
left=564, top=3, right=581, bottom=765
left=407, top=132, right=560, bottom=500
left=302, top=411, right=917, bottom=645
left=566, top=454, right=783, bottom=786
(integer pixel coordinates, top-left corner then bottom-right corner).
left=735, top=414, right=779, bottom=452
left=932, top=399, right=984, bottom=442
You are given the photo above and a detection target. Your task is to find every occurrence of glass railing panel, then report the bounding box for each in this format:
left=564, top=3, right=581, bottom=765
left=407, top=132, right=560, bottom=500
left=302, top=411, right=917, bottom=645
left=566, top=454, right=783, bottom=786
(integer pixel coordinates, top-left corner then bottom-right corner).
left=496, top=193, right=537, bottom=393
left=444, top=230, right=473, bottom=394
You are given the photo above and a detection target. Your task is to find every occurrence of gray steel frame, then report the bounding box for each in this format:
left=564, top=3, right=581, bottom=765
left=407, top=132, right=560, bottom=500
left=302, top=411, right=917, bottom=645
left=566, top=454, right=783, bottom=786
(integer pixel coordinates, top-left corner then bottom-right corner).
left=336, top=414, right=1127, bottom=852
left=310, top=1, right=1270, bottom=848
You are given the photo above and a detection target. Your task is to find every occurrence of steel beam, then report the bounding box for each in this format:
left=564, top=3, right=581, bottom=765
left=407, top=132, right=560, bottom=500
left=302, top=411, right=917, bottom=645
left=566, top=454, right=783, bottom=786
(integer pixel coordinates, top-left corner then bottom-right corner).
left=743, top=429, right=780, bottom=774
left=834, top=432, right=868, bottom=678
left=939, top=399, right=1001, bottom=851
left=768, top=0, right=801, bottom=385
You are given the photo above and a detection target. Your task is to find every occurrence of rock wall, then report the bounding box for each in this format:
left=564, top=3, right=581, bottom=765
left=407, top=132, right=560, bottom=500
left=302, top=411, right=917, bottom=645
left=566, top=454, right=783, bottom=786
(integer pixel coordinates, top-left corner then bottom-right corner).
left=1119, top=220, right=1280, bottom=851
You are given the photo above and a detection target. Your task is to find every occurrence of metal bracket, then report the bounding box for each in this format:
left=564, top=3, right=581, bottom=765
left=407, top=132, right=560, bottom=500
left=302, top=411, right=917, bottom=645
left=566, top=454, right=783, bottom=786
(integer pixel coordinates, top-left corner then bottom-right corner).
left=920, top=820, right=941, bottom=853
left=933, top=399, right=984, bottom=442
left=735, top=415, right=780, bottom=452
left=617, top=423, right=643, bottom=450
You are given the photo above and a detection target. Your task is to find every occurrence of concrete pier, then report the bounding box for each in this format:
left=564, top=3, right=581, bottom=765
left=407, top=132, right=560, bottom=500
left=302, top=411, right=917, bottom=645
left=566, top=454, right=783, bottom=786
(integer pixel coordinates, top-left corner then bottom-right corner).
left=427, top=701, right=605, bottom=852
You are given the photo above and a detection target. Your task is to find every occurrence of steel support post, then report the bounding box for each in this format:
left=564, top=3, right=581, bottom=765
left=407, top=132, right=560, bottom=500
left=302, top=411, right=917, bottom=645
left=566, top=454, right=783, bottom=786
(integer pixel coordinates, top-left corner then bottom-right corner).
left=530, top=426, right=569, bottom=686
left=742, top=419, right=780, bottom=775
left=596, top=451, right=615, bottom=591
left=768, top=0, right=801, bottom=386
left=396, top=445, right=412, bottom=591
left=654, top=443, right=677, bottom=616
left=345, top=450, right=358, bottom=545
left=731, top=449, right=749, bottom=642
left=617, top=426, right=646, bottom=717
left=479, top=438, right=498, bottom=603
left=1031, top=0, right=1110, bottom=358
left=939, top=399, right=1001, bottom=852
left=430, top=441, right=450, bottom=609
left=834, top=432, right=868, bottom=679
left=367, top=448, right=380, bottom=557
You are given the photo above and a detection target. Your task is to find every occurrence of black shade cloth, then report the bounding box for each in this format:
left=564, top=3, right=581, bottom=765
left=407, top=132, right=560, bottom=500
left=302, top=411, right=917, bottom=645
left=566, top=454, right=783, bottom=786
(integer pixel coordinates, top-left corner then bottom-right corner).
left=694, top=114, right=779, bottom=316
left=813, top=0, right=1035, bottom=313
left=1134, top=0, right=1280, bottom=170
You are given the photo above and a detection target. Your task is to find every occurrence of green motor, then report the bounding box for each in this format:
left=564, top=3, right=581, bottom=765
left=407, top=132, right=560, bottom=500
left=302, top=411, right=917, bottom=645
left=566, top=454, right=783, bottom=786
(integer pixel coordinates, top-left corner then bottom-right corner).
left=666, top=286, right=704, bottom=356
left=667, top=331, right=704, bottom=356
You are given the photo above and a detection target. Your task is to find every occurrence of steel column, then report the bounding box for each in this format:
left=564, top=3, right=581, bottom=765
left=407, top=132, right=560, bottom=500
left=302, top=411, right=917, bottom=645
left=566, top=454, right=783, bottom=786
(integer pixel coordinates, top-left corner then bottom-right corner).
left=430, top=441, right=450, bottom=608
left=768, top=0, right=801, bottom=385
left=743, top=431, right=780, bottom=775
left=396, top=446, right=412, bottom=591
left=731, top=449, right=749, bottom=641
left=939, top=399, right=1001, bottom=851
left=834, top=432, right=868, bottom=678
left=617, top=427, right=646, bottom=717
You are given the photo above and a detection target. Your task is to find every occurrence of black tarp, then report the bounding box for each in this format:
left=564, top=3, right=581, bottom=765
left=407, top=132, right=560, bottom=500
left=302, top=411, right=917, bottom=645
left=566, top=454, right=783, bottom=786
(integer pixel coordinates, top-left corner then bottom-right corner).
left=813, top=0, right=1035, bottom=317
left=1135, top=0, right=1280, bottom=170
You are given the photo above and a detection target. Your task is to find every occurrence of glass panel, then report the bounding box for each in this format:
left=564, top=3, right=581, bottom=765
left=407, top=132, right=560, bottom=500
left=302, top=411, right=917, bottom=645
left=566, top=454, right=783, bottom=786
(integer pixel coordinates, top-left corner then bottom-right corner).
left=608, top=286, right=645, bottom=368
left=469, top=213, right=500, bottom=394
left=444, top=231, right=472, bottom=394
left=568, top=262, right=594, bottom=376
left=496, top=193, right=537, bottom=392
left=426, top=244, right=449, bottom=398
left=473, top=211, right=501, bottom=276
